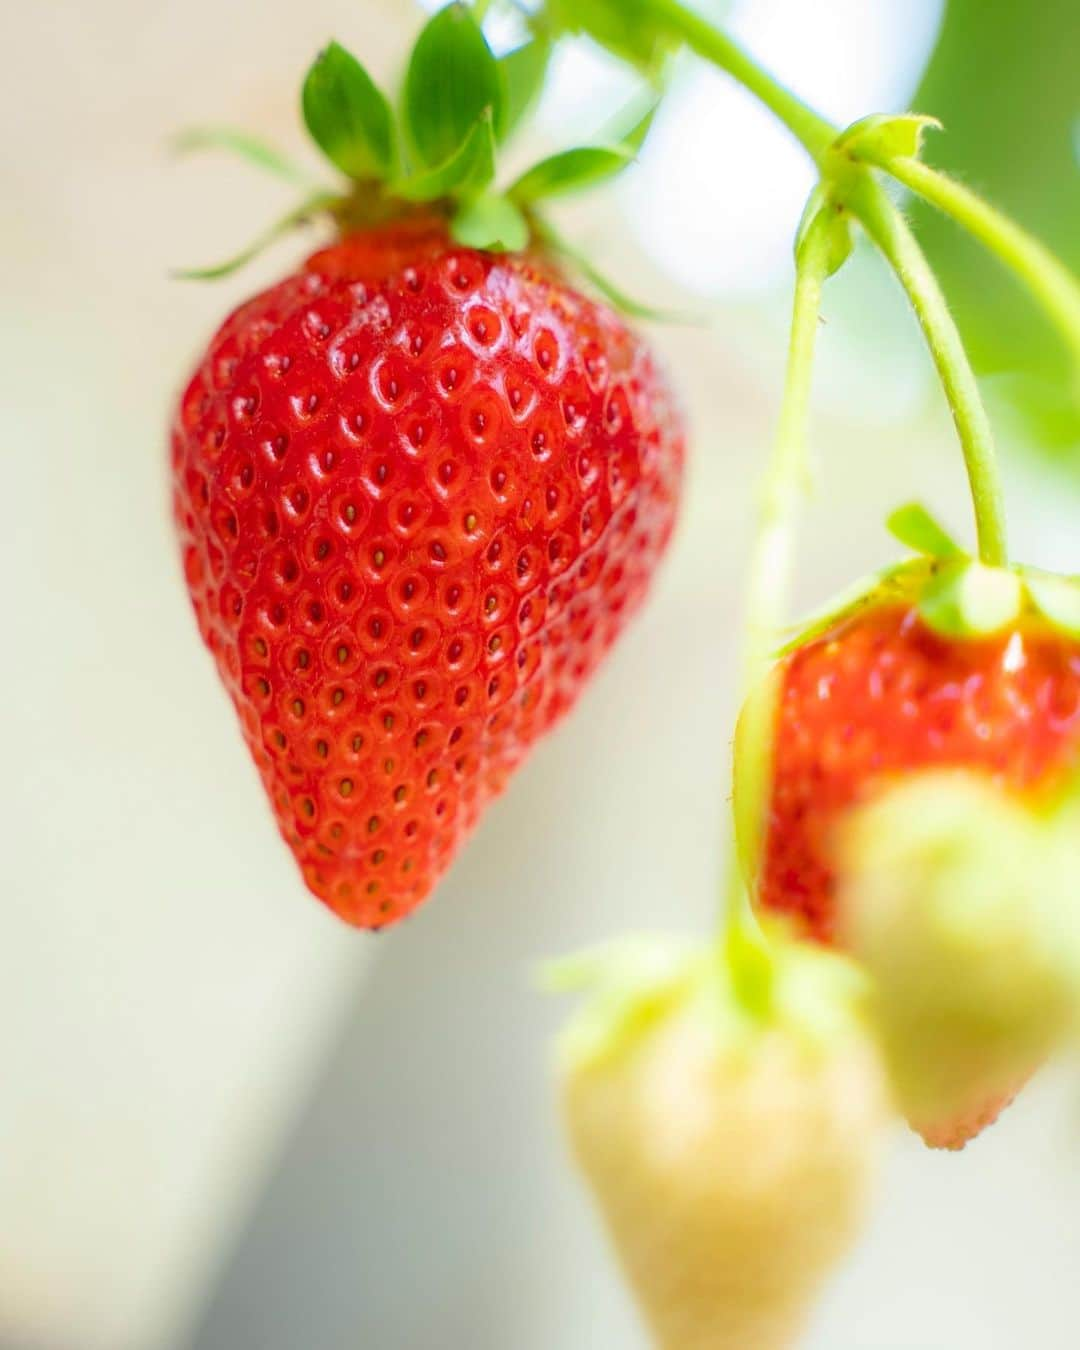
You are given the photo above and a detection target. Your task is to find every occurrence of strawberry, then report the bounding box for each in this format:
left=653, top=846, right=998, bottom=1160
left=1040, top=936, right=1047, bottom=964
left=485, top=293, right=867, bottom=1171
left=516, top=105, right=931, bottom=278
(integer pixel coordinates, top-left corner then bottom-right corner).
left=172, top=7, right=683, bottom=926
left=551, top=935, right=888, bottom=1350
left=836, top=771, right=1080, bottom=1150
left=735, top=526, right=1080, bottom=1145
left=173, top=225, right=683, bottom=926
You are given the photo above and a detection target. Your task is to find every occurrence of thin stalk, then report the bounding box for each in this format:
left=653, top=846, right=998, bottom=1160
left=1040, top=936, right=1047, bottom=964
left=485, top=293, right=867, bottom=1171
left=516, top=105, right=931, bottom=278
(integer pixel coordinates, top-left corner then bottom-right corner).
left=871, top=154, right=1080, bottom=374
left=723, top=210, right=834, bottom=957
left=647, top=0, right=1010, bottom=564
left=649, top=0, right=838, bottom=161
left=851, top=176, right=1009, bottom=567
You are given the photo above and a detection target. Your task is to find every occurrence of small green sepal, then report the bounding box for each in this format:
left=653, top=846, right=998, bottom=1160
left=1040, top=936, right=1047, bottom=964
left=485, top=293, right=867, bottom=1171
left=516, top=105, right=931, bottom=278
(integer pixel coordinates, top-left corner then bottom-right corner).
left=509, top=103, right=656, bottom=205
left=404, top=3, right=503, bottom=170
left=545, top=0, right=678, bottom=76
left=918, top=559, right=1023, bottom=638
left=777, top=560, right=931, bottom=655
left=496, top=35, right=552, bottom=142
left=835, top=112, right=943, bottom=165
left=1023, top=572, right=1080, bottom=639
left=302, top=41, right=395, bottom=180
left=542, top=935, right=701, bottom=1072
left=886, top=501, right=963, bottom=559
left=173, top=190, right=341, bottom=280
left=393, top=112, right=497, bottom=203
left=172, top=126, right=315, bottom=185
left=451, top=193, right=529, bottom=252
left=510, top=145, right=635, bottom=203
left=794, top=186, right=853, bottom=279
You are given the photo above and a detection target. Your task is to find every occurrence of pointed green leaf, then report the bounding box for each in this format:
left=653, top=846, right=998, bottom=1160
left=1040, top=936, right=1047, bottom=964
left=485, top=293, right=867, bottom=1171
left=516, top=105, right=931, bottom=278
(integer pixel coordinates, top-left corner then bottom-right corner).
left=617, top=99, right=659, bottom=154
left=451, top=193, right=529, bottom=252
left=836, top=112, right=943, bottom=163
left=171, top=126, right=314, bottom=185
left=1025, top=573, right=1080, bottom=638
left=404, top=3, right=503, bottom=169
left=886, top=501, right=963, bottom=559
left=172, top=191, right=340, bottom=280
left=509, top=144, right=634, bottom=203
left=496, top=35, right=551, bottom=142
left=393, top=112, right=496, bottom=203
left=777, top=560, right=930, bottom=655
left=302, top=42, right=394, bottom=181
left=919, top=560, right=1023, bottom=637
left=546, top=0, right=678, bottom=75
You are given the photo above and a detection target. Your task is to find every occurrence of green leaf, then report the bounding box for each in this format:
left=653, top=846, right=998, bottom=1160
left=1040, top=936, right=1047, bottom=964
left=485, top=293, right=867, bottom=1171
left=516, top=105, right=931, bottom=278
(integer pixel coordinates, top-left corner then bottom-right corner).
left=172, top=191, right=340, bottom=280
left=886, top=501, right=963, bottom=559
left=404, top=3, right=503, bottom=169
left=546, top=0, right=678, bottom=75
left=509, top=98, right=657, bottom=204
left=302, top=41, right=394, bottom=180
left=171, top=126, right=314, bottom=185
left=794, top=186, right=853, bottom=279
left=393, top=111, right=496, bottom=202
left=777, top=560, right=930, bottom=655
left=510, top=145, right=634, bottom=203
left=451, top=193, right=529, bottom=252
left=605, top=98, right=659, bottom=154
left=1024, top=573, right=1080, bottom=639
left=835, top=112, right=942, bottom=163
left=496, top=35, right=551, bottom=142
left=918, top=560, right=1023, bottom=637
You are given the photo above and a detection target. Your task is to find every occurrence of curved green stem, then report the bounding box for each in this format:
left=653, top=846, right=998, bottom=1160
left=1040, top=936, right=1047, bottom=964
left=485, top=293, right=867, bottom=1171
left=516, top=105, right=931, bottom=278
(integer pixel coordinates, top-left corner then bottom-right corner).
left=650, top=0, right=837, bottom=161
left=643, top=0, right=1009, bottom=564
left=869, top=154, right=1080, bottom=374
left=723, top=209, right=834, bottom=951
left=851, top=176, right=1009, bottom=566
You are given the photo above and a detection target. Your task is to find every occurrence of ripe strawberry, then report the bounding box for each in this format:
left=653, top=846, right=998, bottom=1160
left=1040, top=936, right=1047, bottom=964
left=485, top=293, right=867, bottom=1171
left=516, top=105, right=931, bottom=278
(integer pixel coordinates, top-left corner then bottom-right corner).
left=172, top=220, right=683, bottom=926
left=554, top=936, right=888, bottom=1349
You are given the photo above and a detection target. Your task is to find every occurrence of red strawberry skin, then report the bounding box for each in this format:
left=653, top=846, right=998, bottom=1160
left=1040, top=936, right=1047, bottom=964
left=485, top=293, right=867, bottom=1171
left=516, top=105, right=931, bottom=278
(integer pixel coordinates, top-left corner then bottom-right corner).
left=172, top=220, right=684, bottom=928
left=761, top=603, right=1080, bottom=944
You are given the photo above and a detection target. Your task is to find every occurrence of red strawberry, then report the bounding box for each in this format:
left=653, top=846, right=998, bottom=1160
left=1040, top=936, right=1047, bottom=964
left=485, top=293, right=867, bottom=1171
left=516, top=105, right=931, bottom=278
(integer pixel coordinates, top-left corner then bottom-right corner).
left=172, top=219, right=683, bottom=927
left=758, top=602, right=1080, bottom=941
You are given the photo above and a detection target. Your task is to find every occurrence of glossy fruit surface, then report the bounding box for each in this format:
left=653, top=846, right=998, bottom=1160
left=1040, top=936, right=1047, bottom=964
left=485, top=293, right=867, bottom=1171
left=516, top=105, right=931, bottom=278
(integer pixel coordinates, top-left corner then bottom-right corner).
left=173, top=220, right=684, bottom=926
left=760, top=603, right=1080, bottom=942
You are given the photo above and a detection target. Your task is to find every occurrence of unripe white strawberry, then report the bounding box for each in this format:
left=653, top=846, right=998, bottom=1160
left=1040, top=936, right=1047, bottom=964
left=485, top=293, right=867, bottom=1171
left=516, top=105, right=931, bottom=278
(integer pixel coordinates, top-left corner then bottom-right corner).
left=836, top=770, right=1080, bottom=1148
left=553, top=936, right=889, bottom=1350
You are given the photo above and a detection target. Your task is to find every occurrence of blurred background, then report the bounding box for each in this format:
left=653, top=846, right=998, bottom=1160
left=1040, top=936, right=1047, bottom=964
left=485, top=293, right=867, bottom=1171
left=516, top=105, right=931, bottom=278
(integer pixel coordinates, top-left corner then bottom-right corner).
left=3, top=0, right=1080, bottom=1346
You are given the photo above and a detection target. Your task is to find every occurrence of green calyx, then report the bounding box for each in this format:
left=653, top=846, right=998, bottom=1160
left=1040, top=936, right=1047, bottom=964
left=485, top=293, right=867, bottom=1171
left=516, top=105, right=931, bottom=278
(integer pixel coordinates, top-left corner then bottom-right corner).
left=777, top=501, right=1080, bottom=650
left=175, top=0, right=662, bottom=300
left=544, top=929, right=870, bottom=1076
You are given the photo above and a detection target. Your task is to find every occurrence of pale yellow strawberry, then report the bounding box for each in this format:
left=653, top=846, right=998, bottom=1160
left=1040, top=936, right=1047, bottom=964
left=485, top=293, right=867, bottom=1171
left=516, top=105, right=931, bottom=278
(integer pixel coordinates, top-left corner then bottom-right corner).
left=837, top=770, right=1080, bottom=1147
left=554, top=937, right=889, bottom=1350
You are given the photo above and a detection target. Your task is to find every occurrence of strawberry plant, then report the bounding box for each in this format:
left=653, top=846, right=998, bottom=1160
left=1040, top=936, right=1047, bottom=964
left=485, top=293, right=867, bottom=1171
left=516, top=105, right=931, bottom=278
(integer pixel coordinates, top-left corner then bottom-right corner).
left=171, top=0, right=1080, bottom=1343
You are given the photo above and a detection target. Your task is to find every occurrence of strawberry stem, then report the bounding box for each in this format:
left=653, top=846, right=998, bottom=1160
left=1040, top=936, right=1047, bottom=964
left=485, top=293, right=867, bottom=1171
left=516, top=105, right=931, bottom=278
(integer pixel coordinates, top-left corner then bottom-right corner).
left=635, top=1, right=1011, bottom=566
left=865, top=154, right=1080, bottom=380
left=850, top=176, right=1009, bottom=567
left=722, top=207, right=835, bottom=961
left=649, top=0, right=835, bottom=162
